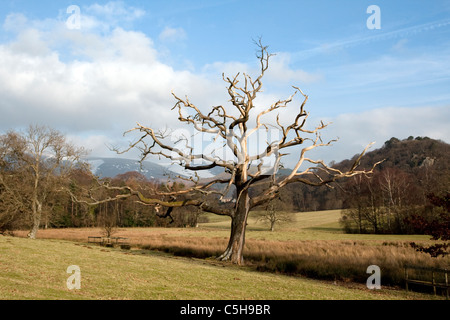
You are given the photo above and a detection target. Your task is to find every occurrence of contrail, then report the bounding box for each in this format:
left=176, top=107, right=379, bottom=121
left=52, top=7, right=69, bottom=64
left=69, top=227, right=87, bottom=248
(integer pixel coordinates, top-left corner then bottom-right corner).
left=291, top=18, right=450, bottom=61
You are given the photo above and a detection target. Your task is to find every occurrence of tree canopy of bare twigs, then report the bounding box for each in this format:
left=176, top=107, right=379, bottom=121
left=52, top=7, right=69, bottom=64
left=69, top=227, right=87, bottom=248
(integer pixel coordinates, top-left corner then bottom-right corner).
left=256, top=197, right=294, bottom=232
left=0, top=125, right=86, bottom=238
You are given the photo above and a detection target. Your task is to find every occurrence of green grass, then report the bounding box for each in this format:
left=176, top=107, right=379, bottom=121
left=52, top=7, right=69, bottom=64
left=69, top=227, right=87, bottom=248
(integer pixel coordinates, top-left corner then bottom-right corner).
left=0, top=235, right=439, bottom=300
left=197, top=209, right=432, bottom=242
left=4, top=209, right=447, bottom=300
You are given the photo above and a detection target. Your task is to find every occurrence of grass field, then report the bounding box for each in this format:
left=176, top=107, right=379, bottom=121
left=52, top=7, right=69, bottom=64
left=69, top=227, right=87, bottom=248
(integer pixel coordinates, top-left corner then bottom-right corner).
left=2, top=209, right=448, bottom=300
left=0, top=236, right=440, bottom=300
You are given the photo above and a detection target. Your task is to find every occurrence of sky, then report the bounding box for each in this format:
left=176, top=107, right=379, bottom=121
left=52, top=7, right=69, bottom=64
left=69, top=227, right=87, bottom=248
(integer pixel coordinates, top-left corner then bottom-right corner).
left=0, top=0, right=449, bottom=169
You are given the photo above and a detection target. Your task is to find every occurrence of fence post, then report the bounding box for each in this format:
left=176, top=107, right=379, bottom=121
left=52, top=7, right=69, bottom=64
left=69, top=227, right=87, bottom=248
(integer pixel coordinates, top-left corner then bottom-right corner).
left=405, top=266, right=409, bottom=292
left=432, top=271, right=436, bottom=296
left=446, top=271, right=449, bottom=300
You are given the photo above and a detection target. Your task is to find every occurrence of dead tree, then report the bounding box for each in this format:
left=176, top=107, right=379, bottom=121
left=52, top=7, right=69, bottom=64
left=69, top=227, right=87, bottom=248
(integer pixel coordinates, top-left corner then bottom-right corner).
left=78, top=41, right=380, bottom=265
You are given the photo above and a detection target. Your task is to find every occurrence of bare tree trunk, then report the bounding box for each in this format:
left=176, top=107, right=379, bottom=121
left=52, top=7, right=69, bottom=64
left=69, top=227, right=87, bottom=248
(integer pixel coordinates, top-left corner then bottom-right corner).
left=217, top=188, right=250, bottom=265
left=270, top=221, right=275, bottom=232
left=28, top=197, right=42, bottom=239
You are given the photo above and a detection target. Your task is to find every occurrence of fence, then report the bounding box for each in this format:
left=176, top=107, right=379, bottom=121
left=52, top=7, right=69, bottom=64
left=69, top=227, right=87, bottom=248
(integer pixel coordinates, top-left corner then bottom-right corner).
left=88, top=236, right=130, bottom=249
left=404, top=265, right=449, bottom=299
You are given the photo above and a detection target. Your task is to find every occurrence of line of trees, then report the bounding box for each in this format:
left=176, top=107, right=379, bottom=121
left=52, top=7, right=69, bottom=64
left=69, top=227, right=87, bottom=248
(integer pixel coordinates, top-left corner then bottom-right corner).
left=2, top=126, right=448, bottom=239
left=0, top=125, right=206, bottom=237
left=339, top=167, right=429, bottom=234
left=0, top=125, right=86, bottom=238
left=2, top=127, right=448, bottom=260
left=338, top=136, right=449, bottom=236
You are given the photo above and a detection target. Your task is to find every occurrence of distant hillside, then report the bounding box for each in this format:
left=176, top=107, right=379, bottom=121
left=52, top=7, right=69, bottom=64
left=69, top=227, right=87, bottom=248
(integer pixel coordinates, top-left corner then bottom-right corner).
left=86, top=157, right=222, bottom=181
left=278, top=136, right=450, bottom=212
left=335, top=136, right=450, bottom=173
left=86, top=137, right=449, bottom=208
left=86, top=157, right=170, bottom=180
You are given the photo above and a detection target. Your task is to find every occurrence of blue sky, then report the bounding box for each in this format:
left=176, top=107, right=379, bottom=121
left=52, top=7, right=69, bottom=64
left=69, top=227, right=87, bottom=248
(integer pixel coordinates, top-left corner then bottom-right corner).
left=0, top=0, right=449, bottom=168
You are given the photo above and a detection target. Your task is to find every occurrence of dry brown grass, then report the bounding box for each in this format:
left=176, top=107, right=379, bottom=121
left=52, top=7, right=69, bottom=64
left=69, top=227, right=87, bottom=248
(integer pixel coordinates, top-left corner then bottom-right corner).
left=14, top=227, right=449, bottom=288
left=4, top=235, right=438, bottom=300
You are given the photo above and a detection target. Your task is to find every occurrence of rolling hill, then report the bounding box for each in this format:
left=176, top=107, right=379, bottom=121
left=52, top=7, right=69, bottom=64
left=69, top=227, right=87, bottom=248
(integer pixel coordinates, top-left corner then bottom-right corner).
left=85, top=157, right=221, bottom=181
left=85, top=137, right=449, bottom=195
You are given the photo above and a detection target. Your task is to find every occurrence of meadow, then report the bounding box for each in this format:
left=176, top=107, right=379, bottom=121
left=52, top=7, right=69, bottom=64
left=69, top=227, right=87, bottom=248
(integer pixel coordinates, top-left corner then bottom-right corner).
left=3, top=209, right=448, bottom=300
left=1, top=234, right=438, bottom=301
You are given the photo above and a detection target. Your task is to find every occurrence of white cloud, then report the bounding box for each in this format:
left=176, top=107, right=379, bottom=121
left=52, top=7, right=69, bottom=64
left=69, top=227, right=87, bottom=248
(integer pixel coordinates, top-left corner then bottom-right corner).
left=3, top=13, right=28, bottom=32
left=0, top=16, right=226, bottom=159
left=265, top=52, right=323, bottom=84
left=202, top=53, right=321, bottom=86
left=52, top=1, right=147, bottom=34
left=202, top=60, right=250, bottom=78
left=1, top=6, right=448, bottom=166
left=85, top=1, right=146, bottom=24
left=301, top=105, right=450, bottom=166
left=9, top=28, right=50, bottom=56
left=159, top=27, right=187, bottom=43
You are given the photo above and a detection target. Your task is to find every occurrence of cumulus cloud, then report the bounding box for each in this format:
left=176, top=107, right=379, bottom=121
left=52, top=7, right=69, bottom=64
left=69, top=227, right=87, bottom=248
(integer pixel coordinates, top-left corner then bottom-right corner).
left=0, top=33, right=212, bottom=129
left=83, top=1, right=146, bottom=31
left=3, top=13, right=28, bottom=32
left=0, top=13, right=227, bottom=159
left=202, top=52, right=321, bottom=86
left=301, top=105, right=450, bottom=166
left=265, top=52, right=323, bottom=84
left=0, top=4, right=448, bottom=166
left=8, top=28, right=50, bottom=56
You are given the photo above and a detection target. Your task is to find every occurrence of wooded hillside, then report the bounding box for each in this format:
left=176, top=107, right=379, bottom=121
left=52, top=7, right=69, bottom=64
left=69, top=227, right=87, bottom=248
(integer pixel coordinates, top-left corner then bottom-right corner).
left=277, top=136, right=449, bottom=213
